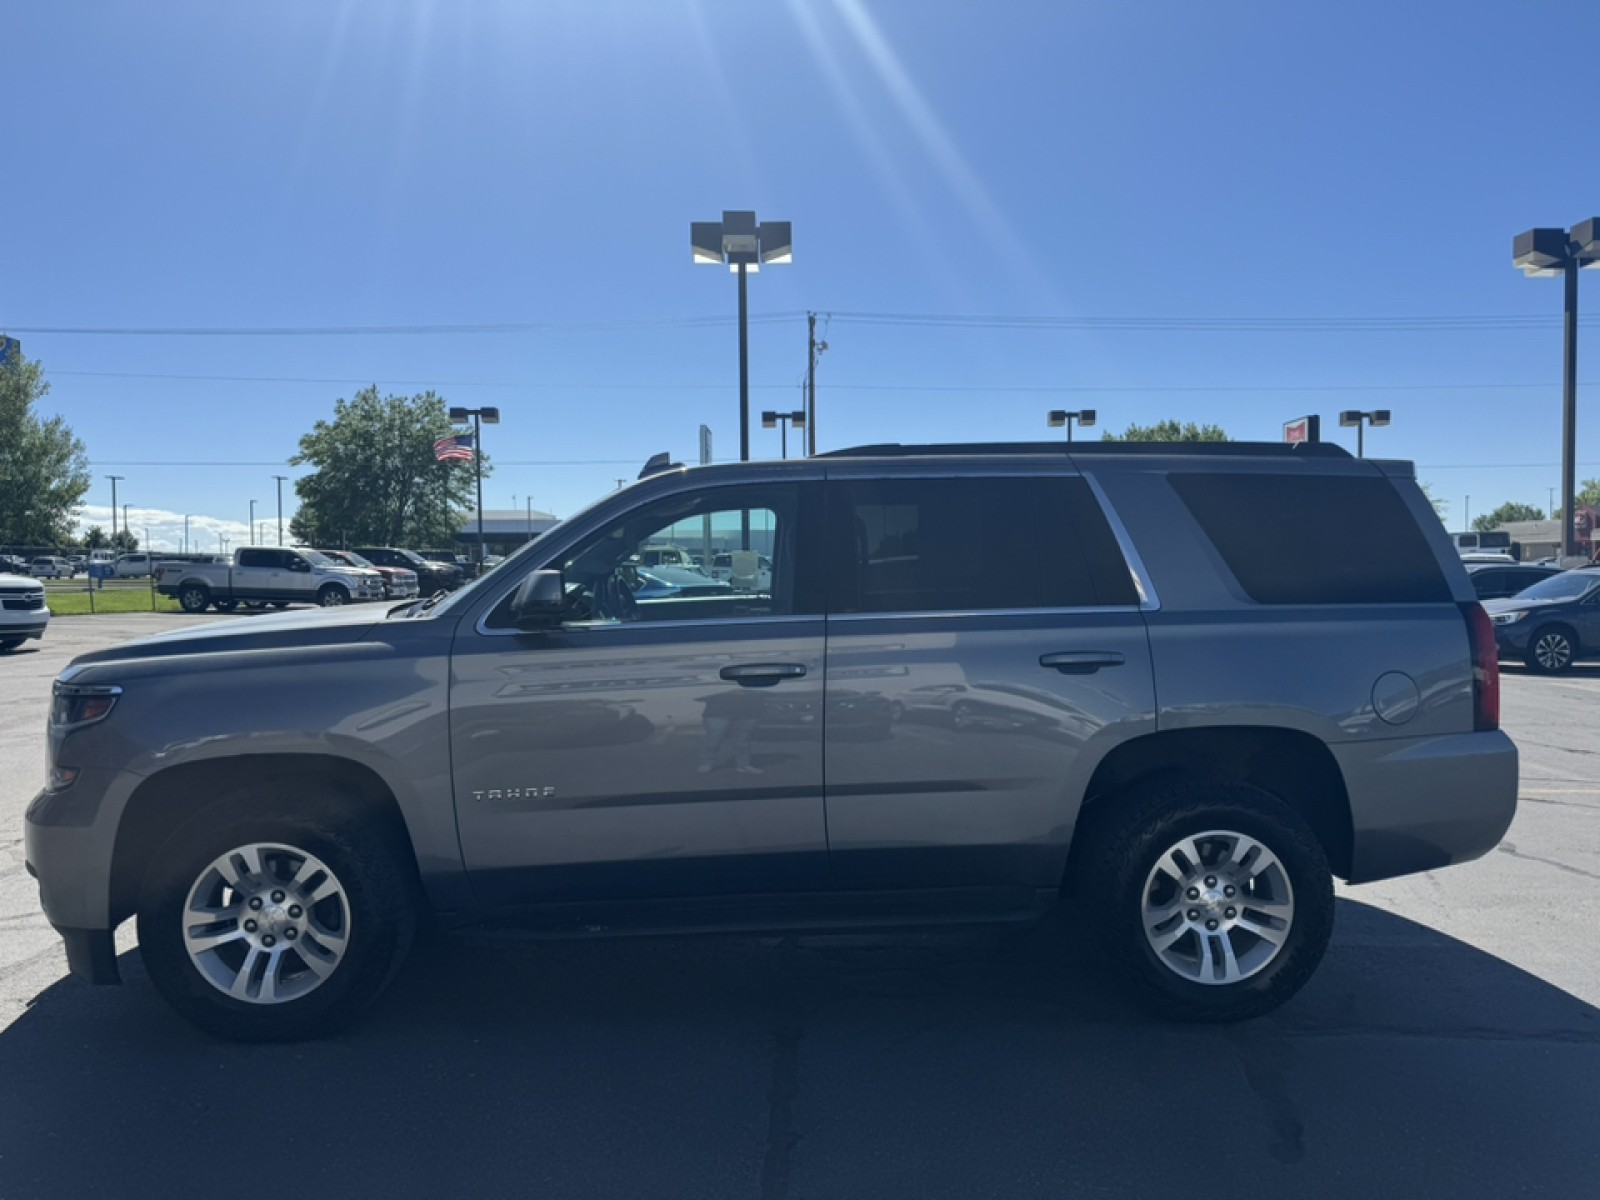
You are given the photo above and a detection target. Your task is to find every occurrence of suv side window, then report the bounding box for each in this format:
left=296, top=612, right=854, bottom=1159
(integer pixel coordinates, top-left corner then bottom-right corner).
left=1169, top=473, right=1451, bottom=604
left=238, top=549, right=271, bottom=568
left=489, top=483, right=813, bottom=628
left=826, top=475, right=1137, bottom=614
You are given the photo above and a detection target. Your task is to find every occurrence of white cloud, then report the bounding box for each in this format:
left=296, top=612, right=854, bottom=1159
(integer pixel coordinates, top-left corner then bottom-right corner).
left=73, top=505, right=292, bottom=553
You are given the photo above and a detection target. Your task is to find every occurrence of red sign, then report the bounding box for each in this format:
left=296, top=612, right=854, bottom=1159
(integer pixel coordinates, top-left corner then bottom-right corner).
left=1283, top=415, right=1319, bottom=444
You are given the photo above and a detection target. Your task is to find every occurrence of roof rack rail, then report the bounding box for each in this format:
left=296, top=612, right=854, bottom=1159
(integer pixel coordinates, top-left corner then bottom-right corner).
left=820, top=441, right=1352, bottom=460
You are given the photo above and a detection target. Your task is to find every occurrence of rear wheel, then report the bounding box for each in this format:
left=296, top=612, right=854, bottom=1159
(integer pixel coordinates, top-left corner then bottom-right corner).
left=1526, top=625, right=1577, bottom=674
left=316, top=584, right=349, bottom=607
left=1080, top=778, right=1334, bottom=1023
left=136, top=789, right=418, bottom=1041
left=178, top=584, right=211, bottom=613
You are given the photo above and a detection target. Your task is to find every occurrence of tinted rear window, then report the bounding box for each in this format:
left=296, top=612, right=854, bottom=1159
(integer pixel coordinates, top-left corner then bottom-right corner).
left=827, top=475, right=1137, bottom=613
left=1169, top=473, right=1451, bottom=604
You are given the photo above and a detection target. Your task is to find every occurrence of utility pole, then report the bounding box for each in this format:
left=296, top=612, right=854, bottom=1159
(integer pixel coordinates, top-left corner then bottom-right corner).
left=805, top=312, right=827, bottom=457
left=105, top=475, right=124, bottom=538
left=273, top=475, right=288, bottom=546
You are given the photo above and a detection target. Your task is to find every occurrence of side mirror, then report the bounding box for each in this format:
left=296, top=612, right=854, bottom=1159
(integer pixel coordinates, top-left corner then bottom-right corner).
left=289, top=558, right=311, bottom=573
left=509, top=570, right=565, bottom=628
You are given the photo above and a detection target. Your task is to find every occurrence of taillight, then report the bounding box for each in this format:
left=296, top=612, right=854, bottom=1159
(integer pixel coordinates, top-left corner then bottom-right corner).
left=1461, top=602, right=1500, bottom=732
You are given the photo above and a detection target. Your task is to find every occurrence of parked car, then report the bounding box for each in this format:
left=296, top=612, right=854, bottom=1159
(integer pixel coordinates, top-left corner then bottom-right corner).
left=0, top=571, right=50, bottom=651
left=630, top=565, right=735, bottom=599
left=156, top=547, right=384, bottom=612
left=352, top=547, right=462, bottom=594
left=28, top=556, right=72, bottom=579
left=1484, top=568, right=1600, bottom=673
left=1465, top=562, right=1563, bottom=601
left=317, top=549, right=420, bottom=600
left=26, top=441, right=1517, bottom=1040
left=708, top=551, right=773, bottom=591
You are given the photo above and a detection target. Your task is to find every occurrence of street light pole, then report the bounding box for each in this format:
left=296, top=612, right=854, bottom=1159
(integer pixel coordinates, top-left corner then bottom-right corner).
left=449, top=406, right=499, bottom=569
left=691, top=212, right=793, bottom=461
left=105, top=475, right=124, bottom=539
left=273, top=475, right=288, bottom=546
left=1047, top=410, right=1097, bottom=442
left=762, top=410, right=806, bottom=459
left=1513, top=219, right=1600, bottom=559
left=248, top=500, right=257, bottom=546
left=1338, top=409, right=1391, bottom=458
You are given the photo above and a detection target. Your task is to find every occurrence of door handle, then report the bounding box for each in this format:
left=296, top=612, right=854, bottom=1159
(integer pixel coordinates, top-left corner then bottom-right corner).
left=720, top=663, right=807, bottom=686
left=1039, top=651, right=1126, bottom=674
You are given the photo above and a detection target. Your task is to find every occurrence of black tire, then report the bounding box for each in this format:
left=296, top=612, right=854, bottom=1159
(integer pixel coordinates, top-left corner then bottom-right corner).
left=316, top=584, right=349, bottom=607
left=178, top=584, right=211, bottom=613
left=1525, top=624, right=1577, bottom=674
left=1079, top=777, right=1334, bottom=1023
left=136, top=788, right=418, bottom=1041
left=212, top=599, right=238, bottom=613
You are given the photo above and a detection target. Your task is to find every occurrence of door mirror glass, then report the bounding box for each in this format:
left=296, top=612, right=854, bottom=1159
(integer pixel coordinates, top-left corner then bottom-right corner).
left=510, top=570, right=565, bottom=627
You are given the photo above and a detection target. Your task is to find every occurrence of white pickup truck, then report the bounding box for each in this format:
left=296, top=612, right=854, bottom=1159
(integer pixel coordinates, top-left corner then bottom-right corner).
left=156, top=547, right=384, bottom=612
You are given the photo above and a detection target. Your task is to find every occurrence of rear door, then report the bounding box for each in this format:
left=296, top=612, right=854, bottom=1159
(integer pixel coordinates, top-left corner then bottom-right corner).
left=819, top=470, right=1157, bottom=891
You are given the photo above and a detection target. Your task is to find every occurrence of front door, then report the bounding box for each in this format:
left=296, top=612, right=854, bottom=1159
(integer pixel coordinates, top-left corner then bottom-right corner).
left=451, top=480, right=829, bottom=905
left=820, top=472, right=1157, bottom=891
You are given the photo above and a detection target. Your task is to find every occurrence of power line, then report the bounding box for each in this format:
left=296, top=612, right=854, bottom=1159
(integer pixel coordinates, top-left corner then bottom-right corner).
left=0, top=312, right=804, bottom=337
left=7, top=308, right=1595, bottom=337
left=47, top=368, right=1600, bottom=394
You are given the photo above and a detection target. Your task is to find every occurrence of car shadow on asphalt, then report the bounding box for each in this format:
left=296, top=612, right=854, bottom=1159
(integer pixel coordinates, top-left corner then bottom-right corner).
left=1, top=899, right=1597, bottom=1200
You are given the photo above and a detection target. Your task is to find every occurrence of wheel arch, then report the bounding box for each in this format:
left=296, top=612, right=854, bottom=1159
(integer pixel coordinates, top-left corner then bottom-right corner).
left=1066, top=726, right=1354, bottom=885
left=110, top=753, right=423, bottom=925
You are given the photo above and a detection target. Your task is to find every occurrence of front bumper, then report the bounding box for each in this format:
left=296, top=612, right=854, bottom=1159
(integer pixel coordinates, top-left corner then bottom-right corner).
left=1494, top=626, right=1533, bottom=656
left=1334, top=730, right=1519, bottom=884
left=24, top=767, right=144, bottom=982
left=1, top=607, right=51, bottom=640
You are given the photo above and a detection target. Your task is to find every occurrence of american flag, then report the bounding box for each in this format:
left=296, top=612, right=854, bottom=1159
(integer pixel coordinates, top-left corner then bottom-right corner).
left=434, top=432, right=474, bottom=462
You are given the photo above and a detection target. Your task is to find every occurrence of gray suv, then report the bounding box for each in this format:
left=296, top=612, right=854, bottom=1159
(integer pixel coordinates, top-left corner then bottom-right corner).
left=25, top=442, right=1517, bottom=1040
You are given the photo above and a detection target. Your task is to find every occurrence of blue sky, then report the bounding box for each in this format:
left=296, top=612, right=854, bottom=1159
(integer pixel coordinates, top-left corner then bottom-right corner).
left=3, top=0, right=1597, bottom=550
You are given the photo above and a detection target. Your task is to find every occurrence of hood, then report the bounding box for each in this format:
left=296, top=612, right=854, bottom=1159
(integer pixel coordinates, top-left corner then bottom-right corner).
left=0, top=573, right=44, bottom=588
left=1481, top=595, right=1571, bottom=615
left=66, top=602, right=402, bottom=667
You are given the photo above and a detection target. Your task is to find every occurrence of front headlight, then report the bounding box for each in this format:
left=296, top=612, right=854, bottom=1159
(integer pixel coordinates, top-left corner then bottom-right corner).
left=1490, top=611, right=1527, bottom=626
left=51, top=682, right=122, bottom=728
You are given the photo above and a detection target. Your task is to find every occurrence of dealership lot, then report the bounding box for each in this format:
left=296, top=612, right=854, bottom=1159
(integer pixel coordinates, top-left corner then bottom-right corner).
left=1, top=615, right=1597, bottom=1199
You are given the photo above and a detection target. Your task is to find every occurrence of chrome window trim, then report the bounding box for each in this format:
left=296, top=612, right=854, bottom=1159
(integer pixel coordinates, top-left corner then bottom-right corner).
left=474, top=612, right=817, bottom=638
left=1081, top=472, right=1161, bottom=612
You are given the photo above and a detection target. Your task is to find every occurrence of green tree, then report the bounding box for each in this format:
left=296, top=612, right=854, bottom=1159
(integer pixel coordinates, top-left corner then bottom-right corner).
left=289, top=386, right=482, bottom=548
left=1553, top=479, right=1600, bottom=522
left=0, top=350, right=91, bottom=546
left=81, top=525, right=110, bottom=550
left=1101, top=420, right=1230, bottom=442
left=110, top=527, right=139, bottom=552
left=1419, top=482, right=1449, bottom=523
left=1473, top=502, right=1544, bottom=533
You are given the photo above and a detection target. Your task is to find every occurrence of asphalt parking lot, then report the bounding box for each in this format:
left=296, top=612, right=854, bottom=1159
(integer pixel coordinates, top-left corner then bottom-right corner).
left=1, top=614, right=1597, bottom=1199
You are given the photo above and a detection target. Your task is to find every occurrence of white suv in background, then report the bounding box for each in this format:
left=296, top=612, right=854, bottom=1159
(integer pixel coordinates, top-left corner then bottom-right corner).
left=0, top=570, right=50, bottom=651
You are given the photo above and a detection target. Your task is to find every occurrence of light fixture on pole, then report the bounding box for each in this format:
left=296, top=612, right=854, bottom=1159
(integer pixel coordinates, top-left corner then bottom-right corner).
left=691, top=211, right=793, bottom=462
left=1513, top=219, right=1600, bottom=559
left=248, top=499, right=257, bottom=546
left=1338, top=409, right=1390, bottom=458
left=273, top=474, right=288, bottom=546
left=1046, top=409, right=1096, bottom=442
left=105, top=475, right=124, bottom=538
left=761, top=409, right=807, bottom=459
left=448, top=406, right=499, bottom=569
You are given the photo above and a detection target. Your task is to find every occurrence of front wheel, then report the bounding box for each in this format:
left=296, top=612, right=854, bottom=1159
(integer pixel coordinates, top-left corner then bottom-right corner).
left=1526, top=625, right=1577, bottom=674
left=1081, top=778, right=1334, bottom=1023
left=316, top=584, right=349, bottom=607
left=178, top=584, right=211, bottom=613
left=136, top=793, right=418, bottom=1041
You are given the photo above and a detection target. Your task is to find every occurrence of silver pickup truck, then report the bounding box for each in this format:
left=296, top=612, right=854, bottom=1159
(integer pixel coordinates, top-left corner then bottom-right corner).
left=156, top=547, right=383, bottom=612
